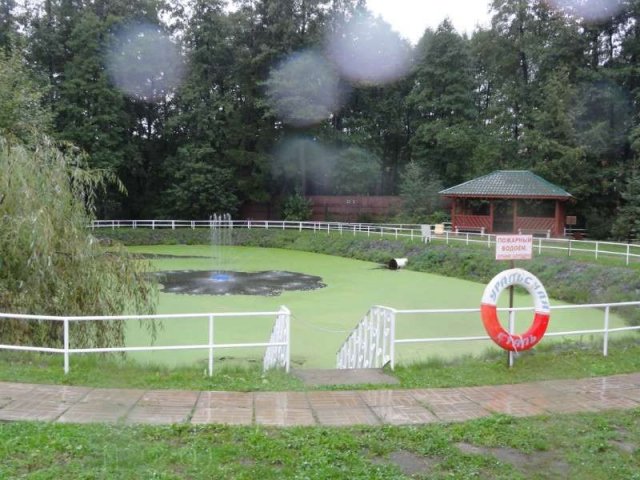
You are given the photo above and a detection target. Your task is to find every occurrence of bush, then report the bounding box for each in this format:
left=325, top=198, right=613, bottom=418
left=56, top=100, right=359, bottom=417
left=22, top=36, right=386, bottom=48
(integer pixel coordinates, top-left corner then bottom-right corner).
left=281, top=193, right=312, bottom=221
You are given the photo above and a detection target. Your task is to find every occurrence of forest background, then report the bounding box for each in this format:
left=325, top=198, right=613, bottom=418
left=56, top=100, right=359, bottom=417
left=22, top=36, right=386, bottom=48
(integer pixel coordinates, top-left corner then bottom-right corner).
left=2, top=0, right=640, bottom=239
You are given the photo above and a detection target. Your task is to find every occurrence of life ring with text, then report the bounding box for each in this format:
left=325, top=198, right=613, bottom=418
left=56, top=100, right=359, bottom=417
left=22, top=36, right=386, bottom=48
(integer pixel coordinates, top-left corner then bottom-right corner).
left=480, top=268, right=551, bottom=352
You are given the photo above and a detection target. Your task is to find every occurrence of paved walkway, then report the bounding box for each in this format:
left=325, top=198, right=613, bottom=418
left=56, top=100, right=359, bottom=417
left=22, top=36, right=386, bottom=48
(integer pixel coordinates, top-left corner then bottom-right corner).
left=1, top=373, right=639, bottom=427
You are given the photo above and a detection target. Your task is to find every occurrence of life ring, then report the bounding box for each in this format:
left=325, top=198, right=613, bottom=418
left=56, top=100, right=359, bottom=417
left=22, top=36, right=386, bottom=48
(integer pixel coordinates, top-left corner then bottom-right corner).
left=480, top=268, right=551, bottom=352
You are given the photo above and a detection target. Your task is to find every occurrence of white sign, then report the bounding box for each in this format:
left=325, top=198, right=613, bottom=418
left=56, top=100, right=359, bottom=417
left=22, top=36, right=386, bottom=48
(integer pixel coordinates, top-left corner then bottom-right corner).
left=496, top=235, right=533, bottom=261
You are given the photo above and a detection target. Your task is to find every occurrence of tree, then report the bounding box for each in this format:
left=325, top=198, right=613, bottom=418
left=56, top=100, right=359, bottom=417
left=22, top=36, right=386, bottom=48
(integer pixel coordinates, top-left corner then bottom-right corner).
left=398, top=161, right=444, bottom=222
left=331, top=146, right=381, bottom=194
left=0, top=135, right=157, bottom=347
left=163, top=146, right=239, bottom=218
left=408, top=20, right=478, bottom=186
left=0, top=0, right=17, bottom=52
left=0, top=51, right=52, bottom=141
left=612, top=170, right=640, bottom=240
left=54, top=12, right=132, bottom=171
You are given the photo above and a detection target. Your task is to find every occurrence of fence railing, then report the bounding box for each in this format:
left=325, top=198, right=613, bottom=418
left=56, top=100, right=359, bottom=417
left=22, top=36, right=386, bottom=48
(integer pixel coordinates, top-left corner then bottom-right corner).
left=0, top=307, right=291, bottom=375
left=263, top=306, right=291, bottom=372
left=336, top=301, right=640, bottom=370
left=90, top=219, right=640, bottom=266
left=336, top=306, right=394, bottom=370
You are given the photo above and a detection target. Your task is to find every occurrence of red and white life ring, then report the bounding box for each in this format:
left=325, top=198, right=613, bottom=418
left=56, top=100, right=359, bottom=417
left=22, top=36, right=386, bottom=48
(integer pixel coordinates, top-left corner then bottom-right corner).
left=480, top=268, right=551, bottom=352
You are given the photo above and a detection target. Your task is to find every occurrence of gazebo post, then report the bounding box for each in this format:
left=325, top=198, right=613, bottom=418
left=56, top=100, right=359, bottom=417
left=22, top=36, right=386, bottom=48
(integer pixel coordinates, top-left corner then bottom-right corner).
left=512, top=200, right=518, bottom=234
left=554, top=200, right=565, bottom=237
left=489, top=201, right=495, bottom=235
left=451, top=198, right=457, bottom=230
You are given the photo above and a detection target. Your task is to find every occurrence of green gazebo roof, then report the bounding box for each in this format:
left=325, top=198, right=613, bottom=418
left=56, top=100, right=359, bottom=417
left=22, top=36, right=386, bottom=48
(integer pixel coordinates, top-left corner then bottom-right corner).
left=439, top=170, right=572, bottom=199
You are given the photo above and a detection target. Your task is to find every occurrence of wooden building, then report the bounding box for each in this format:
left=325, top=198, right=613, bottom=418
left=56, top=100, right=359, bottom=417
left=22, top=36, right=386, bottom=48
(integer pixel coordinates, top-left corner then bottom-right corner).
left=439, top=171, right=572, bottom=238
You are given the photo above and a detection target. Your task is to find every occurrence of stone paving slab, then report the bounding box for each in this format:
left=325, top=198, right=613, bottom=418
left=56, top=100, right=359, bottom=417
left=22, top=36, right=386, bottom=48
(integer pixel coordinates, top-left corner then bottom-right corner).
left=197, top=391, right=252, bottom=409
left=314, top=407, right=380, bottom=426
left=57, top=388, right=143, bottom=424
left=191, top=407, right=253, bottom=425
left=126, top=405, right=194, bottom=425
left=359, top=390, right=421, bottom=407
left=255, top=407, right=316, bottom=427
left=1, top=373, right=640, bottom=427
left=371, top=405, right=438, bottom=425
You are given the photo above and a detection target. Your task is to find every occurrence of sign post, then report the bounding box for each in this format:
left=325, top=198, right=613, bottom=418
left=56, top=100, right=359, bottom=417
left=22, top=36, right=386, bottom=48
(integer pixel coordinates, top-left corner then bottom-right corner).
left=495, top=235, right=533, bottom=367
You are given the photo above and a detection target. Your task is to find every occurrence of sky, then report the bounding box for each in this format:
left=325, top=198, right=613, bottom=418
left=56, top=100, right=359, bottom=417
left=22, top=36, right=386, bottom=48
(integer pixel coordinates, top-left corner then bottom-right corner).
left=367, top=0, right=493, bottom=44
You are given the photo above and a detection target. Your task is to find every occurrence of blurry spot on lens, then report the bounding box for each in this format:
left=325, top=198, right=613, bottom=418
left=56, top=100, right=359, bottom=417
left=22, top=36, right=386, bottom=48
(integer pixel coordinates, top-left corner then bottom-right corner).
left=265, top=50, right=345, bottom=127
left=105, top=22, right=185, bottom=102
left=325, top=14, right=412, bottom=86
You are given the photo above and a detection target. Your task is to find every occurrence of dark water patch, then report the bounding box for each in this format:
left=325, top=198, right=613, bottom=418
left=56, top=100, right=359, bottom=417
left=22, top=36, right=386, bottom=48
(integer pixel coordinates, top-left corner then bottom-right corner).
left=155, top=270, right=326, bottom=296
left=371, top=450, right=441, bottom=476
left=456, top=442, right=569, bottom=476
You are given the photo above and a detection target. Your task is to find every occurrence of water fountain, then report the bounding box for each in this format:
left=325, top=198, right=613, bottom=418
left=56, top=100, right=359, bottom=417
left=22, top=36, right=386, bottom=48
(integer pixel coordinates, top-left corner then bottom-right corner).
left=210, top=213, right=233, bottom=282
left=155, top=214, right=326, bottom=296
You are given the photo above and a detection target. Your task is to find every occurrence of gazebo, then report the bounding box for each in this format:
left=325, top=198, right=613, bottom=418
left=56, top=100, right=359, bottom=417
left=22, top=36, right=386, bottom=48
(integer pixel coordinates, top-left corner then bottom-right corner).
left=439, top=171, right=572, bottom=238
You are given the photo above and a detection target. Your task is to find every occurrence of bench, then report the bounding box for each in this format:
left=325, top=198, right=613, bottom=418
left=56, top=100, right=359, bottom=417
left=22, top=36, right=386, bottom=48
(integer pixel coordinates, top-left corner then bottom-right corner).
left=518, top=228, right=551, bottom=238
left=455, top=226, right=485, bottom=235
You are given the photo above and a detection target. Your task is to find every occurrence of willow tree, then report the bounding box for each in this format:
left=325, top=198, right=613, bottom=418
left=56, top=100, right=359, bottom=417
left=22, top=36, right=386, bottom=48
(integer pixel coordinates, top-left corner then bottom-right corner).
left=0, top=135, right=158, bottom=347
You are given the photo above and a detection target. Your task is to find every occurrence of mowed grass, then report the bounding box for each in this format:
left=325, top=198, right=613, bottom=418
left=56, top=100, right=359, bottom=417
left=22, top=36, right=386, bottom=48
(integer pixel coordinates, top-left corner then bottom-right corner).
left=2, top=410, right=640, bottom=479
left=124, top=245, right=630, bottom=369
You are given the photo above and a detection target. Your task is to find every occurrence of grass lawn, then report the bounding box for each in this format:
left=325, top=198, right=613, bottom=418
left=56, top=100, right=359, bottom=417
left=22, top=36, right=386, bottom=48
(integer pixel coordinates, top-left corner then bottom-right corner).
left=1, top=410, right=639, bottom=479
left=120, top=245, right=631, bottom=369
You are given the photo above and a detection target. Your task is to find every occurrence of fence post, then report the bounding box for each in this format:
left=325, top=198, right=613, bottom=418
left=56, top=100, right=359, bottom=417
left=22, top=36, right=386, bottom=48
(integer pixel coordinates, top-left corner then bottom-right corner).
left=603, top=306, right=610, bottom=357
left=152, top=220, right=155, bottom=230
left=208, top=315, right=214, bottom=377
left=595, top=241, right=599, bottom=260
left=538, top=238, right=542, bottom=255
left=508, top=309, right=515, bottom=368
left=568, top=239, right=572, bottom=257
left=389, top=310, right=396, bottom=370
left=172, top=220, right=175, bottom=230
left=63, top=318, right=70, bottom=374
left=284, top=307, right=291, bottom=373
left=446, top=231, right=449, bottom=244
left=626, top=244, right=630, bottom=266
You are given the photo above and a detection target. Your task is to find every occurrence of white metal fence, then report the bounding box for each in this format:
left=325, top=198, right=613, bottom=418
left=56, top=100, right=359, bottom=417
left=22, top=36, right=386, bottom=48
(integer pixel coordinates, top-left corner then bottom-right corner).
left=336, top=301, right=640, bottom=370
left=0, top=307, right=291, bottom=375
left=91, top=219, right=640, bottom=265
